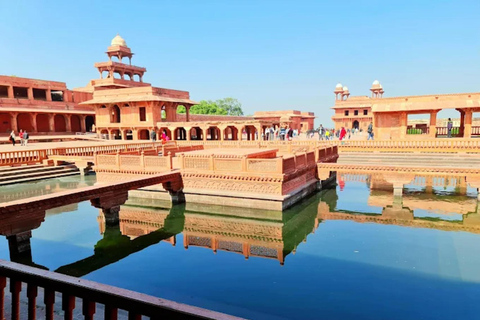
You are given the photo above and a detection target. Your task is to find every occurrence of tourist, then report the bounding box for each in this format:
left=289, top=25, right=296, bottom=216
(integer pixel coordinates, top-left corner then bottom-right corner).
left=19, top=129, right=24, bottom=146
left=9, top=130, right=16, bottom=146
left=325, top=130, right=330, bottom=140
left=367, top=122, right=374, bottom=140
left=23, top=130, right=29, bottom=146
left=150, top=130, right=157, bottom=141
left=280, top=127, right=286, bottom=140
left=447, top=118, right=453, bottom=138
left=339, top=127, right=346, bottom=141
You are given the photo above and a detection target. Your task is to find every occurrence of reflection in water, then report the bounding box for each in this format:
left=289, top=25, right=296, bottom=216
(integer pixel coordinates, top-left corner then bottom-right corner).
left=2, top=173, right=480, bottom=319
left=0, top=175, right=96, bottom=203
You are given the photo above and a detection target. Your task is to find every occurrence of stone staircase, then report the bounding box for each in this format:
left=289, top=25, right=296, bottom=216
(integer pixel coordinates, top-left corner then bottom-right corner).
left=0, top=164, right=80, bottom=186
left=338, top=152, right=480, bottom=168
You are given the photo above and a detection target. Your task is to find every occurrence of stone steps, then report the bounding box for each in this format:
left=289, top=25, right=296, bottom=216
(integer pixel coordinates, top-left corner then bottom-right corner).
left=0, top=165, right=80, bottom=186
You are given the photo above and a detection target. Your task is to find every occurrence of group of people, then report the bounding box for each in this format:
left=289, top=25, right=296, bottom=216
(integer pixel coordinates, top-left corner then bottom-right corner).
left=8, top=129, right=29, bottom=146
left=262, top=126, right=299, bottom=141
left=314, top=122, right=374, bottom=141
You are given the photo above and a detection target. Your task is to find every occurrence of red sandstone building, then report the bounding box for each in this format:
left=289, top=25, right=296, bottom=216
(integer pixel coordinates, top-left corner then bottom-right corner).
left=0, top=76, right=95, bottom=135
left=332, top=80, right=480, bottom=139
left=78, top=35, right=315, bottom=141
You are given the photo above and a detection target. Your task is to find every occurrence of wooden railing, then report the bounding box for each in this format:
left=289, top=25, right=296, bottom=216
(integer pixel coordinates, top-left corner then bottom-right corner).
left=0, top=259, right=242, bottom=320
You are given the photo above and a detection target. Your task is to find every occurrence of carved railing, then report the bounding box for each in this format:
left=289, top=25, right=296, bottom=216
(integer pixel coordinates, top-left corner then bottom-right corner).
left=0, top=259, right=242, bottom=320
left=472, top=126, right=480, bottom=136
left=0, top=150, right=47, bottom=166
left=337, top=140, right=480, bottom=153
left=435, top=126, right=461, bottom=137
left=95, top=152, right=173, bottom=173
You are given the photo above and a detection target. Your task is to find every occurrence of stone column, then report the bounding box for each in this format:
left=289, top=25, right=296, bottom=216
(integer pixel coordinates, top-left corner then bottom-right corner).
left=46, top=89, right=52, bottom=101
left=399, top=112, right=407, bottom=140
left=65, top=114, right=72, bottom=132
left=186, top=105, right=190, bottom=122
left=429, top=111, right=437, bottom=138
left=425, top=176, right=433, bottom=194
left=48, top=114, right=55, bottom=132
left=184, top=127, right=191, bottom=141
left=30, top=113, right=37, bottom=132
left=80, top=115, right=86, bottom=132
left=10, top=113, right=18, bottom=131
left=27, top=87, right=33, bottom=100
left=7, top=231, right=33, bottom=264
left=7, top=86, right=14, bottom=98
left=459, top=109, right=466, bottom=137
left=236, top=126, right=243, bottom=141
left=90, top=191, right=128, bottom=227
left=202, top=127, right=208, bottom=141
left=464, top=110, right=473, bottom=138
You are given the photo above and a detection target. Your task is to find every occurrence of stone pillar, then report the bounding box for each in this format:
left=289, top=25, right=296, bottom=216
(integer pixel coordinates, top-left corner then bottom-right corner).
left=30, top=113, right=37, bottom=133
left=202, top=127, right=208, bottom=141
left=185, top=127, right=191, bottom=141
left=236, top=126, right=243, bottom=141
left=425, top=176, right=433, bottom=194
left=186, top=105, right=190, bottom=122
left=459, top=109, right=466, bottom=137
left=80, top=115, right=86, bottom=133
left=7, top=86, right=14, bottom=98
left=399, top=112, right=407, bottom=140
left=27, top=87, right=33, bottom=100
left=46, top=89, right=52, bottom=101
left=7, top=231, right=33, bottom=264
left=429, top=111, right=437, bottom=138
left=10, top=112, right=18, bottom=131
left=48, top=114, right=55, bottom=132
left=464, top=110, right=473, bottom=138
left=65, top=114, right=72, bottom=132
left=90, top=191, right=128, bottom=227
left=255, top=126, right=262, bottom=141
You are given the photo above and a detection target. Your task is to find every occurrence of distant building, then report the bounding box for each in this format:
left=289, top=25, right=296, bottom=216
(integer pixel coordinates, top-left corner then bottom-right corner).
left=332, top=80, right=480, bottom=139
left=0, top=76, right=94, bottom=135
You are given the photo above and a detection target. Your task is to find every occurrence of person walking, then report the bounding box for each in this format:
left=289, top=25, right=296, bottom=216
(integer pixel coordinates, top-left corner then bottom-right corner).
left=367, top=122, right=374, bottom=140
left=447, top=118, right=453, bottom=138
left=9, top=130, right=16, bottom=146
left=339, top=127, right=346, bottom=141
left=23, top=130, right=29, bottom=146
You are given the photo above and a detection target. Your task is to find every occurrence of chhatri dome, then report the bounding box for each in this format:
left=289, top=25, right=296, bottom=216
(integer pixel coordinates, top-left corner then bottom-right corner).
left=111, top=34, right=127, bottom=47
left=336, top=83, right=343, bottom=89
left=372, top=80, right=380, bottom=85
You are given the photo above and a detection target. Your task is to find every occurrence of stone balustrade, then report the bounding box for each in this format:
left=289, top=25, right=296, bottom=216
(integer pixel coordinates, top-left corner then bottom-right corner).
left=336, top=139, right=480, bottom=153
left=0, top=150, right=47, bottom=166
left=95, top=151, right=173, bottom=173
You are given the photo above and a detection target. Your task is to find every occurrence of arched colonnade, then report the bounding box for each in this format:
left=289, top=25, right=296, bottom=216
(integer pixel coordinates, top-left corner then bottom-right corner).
left=0, top=112, right=95, bottom=134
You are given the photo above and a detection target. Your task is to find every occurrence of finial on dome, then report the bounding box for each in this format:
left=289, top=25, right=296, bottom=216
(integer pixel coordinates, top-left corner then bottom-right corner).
left=111, top=34, right=127, bottom=47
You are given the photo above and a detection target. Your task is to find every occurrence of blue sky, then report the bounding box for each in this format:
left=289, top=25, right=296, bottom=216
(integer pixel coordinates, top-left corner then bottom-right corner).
left=1, top=0, right=479, bottom=125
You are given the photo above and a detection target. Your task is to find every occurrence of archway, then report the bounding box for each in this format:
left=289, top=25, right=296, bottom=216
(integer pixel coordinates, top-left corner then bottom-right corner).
left=124, top=129, right=133, bottom=140
left=138, top=129, right=149, bottom=140
left=36, top=114, right=50, bottom=132
left=174, top=127, right=187, bottom=140
left=0, top=113, right=11, bottom=133
left=70, top=115, right=81, bottom=132
left=436, top=109, right=461, bottom=138
left=17, top=113, right=33, bottom=132
left=243, top=125, right=257, bottom=141
left=207, top=126, right=220, bottom=140
left=111, top=105, right=121, bottom=123
left=100, top=129, right=109, bottom=139
left=111, top=129, right=122, bottom=140
left=190, top=127, right=203, bottom=140
left=54, top=114, right=66, bottom=132
left=223, top=126, right=239, bottom=140
left=85, top=116, right=95, bottom=132
left=352, top=120, right=359, bottom=130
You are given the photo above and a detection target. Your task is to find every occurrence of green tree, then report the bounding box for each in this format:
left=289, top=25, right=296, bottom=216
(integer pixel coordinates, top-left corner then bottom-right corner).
left=176, top=98, right=244, bottom=116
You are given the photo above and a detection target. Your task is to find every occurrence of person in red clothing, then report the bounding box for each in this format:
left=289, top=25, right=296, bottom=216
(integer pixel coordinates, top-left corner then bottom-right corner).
left=339, top=127, right=347, bottom=141
left=19, top=129, right=24, bottom=146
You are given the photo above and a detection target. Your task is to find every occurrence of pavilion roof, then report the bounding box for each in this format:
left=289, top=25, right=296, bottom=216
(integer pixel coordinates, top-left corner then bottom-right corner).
left=79, top=95, right=198, bottom=106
